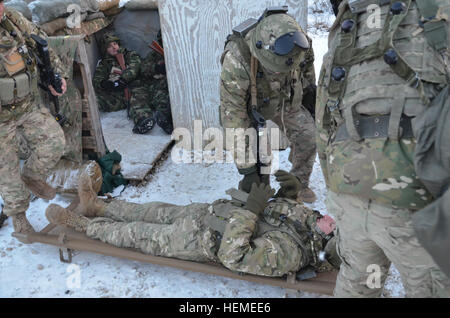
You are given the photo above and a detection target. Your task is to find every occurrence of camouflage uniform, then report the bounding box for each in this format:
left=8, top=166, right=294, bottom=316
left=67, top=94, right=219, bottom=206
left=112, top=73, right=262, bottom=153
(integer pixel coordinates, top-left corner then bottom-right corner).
left=219, top=13, right=316, bottom=191
left=0, top=8, right=66, bottom=217
left=93, top=43, right=152, bottom=125
left=85, top=197, right=338, bottom=277
left=317, top=0, right=450, bottom=296
left=141, top=50, right=172, bottom=124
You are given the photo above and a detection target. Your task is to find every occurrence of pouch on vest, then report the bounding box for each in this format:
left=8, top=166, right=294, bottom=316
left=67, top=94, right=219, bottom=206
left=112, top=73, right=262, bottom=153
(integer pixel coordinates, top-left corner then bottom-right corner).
left=413, top=83, right=450, bottom=198
left=0, top=51, right=26, bottom=76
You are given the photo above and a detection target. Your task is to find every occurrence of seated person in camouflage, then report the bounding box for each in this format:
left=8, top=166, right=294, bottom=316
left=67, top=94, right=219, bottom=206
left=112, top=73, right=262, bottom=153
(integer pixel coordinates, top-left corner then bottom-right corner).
left=45, top=170, right=340, bottom=278
left=140, top=30, right=173, bottom=135
left=93, top=33, right=155, bottom=134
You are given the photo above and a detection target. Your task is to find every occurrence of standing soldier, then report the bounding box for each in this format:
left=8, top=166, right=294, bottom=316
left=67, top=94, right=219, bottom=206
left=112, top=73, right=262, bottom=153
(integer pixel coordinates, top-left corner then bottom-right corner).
left=93, top=33, right=155, bottom=134
left=141, top=30, right=174, bottom=135
left=317, top=0, right=450, bottom=296
left=219, top=7, right=318, bottom=203
left=0, top=2, right=67, bottom=237
left=45, top=170, right=341, bottom=278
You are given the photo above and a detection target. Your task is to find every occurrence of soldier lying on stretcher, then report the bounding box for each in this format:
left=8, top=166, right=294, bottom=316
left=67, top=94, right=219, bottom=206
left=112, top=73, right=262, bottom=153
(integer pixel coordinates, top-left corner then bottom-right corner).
left=45, top=171, right=340, bottom=278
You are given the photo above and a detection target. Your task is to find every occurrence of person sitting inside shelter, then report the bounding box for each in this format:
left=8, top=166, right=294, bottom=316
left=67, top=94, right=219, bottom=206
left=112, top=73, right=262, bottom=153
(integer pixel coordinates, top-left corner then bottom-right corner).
left=93, top=32, right=155, bottom=134
left=45, top=170, right=340, bottom=278
left=140, top=30, right=174, bottom=135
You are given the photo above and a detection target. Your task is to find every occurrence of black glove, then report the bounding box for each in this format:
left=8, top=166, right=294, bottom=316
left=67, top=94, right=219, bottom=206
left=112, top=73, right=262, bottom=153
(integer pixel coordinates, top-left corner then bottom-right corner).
left=239, top=170, right=263, bottom=193
left=155, top=62, right=166, bottom=75
left=245, top=183, right=276, bottom=216
left=302, top=84, right=317, bottom=119
left=274, top=170, right=301, bottom=200
left=100, top=79, right=128, bottom=92
left=132, top=117, right=155, bottom=134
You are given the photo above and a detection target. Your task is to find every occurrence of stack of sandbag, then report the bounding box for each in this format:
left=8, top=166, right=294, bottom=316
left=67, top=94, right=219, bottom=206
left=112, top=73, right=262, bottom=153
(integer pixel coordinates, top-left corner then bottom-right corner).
left=125, top=0, right=159, bottom=10
left=29, top=0, right=100, bottom=25
left=35, top=0, right=123, bottom=36
left=4, top=0, right=32, bottom=20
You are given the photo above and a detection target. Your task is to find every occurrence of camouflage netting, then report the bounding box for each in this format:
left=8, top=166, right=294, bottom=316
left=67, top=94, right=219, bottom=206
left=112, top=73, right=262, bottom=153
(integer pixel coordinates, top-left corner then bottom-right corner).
left=125, top=0, right=158, bottom=11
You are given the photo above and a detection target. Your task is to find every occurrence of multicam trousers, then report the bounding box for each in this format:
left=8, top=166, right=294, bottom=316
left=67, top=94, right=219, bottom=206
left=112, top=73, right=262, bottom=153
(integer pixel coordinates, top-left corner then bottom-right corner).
left=327, top=191, right=450, bottom=298
left=0, top=104, right=65, bottom=216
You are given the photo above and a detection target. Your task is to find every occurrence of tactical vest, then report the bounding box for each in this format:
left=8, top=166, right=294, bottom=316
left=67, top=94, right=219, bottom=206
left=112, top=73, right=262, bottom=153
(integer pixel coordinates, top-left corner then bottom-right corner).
left=0, top=10, right=38, bottom=114
left=205, top=194, right=334, bottom=272
left=220, top=34, right=304, bottom=121
left=318, top=0, right=449, bottom=210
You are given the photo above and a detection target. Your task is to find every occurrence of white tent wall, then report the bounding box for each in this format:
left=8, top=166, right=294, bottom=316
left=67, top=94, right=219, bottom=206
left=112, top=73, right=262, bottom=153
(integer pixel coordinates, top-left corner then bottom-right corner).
left=159, top=0, right=308, bottom=133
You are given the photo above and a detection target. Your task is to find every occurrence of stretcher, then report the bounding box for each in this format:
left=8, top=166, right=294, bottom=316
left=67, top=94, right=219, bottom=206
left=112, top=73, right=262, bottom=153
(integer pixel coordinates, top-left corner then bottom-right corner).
left=13, top=224, right=337, bottom=296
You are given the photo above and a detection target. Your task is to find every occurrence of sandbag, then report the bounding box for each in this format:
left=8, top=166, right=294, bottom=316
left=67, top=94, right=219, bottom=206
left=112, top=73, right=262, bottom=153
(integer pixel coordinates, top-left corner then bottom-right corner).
left=40, top=18, right=68, bottom=36
left=97, top=0, right=119, bottom=11
left=4, top=0, right=32, bottom=20
left=125, top=0, right=158, bottom=11
left=412, top=187, right=450, bottom=278
left=29, top=0, right=99, bottom=25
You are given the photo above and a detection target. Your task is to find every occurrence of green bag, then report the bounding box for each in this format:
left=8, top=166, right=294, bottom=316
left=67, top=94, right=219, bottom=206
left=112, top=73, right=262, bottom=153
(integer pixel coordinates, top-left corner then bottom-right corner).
left=413, top=83, right=450, bottom=198
left=96, top=150, right=128, bottom=195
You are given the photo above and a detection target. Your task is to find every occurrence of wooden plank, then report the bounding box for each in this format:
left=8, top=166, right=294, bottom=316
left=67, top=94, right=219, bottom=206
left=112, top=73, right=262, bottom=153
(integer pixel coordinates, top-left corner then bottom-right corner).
left=76, top=38, right=107, bottom=157
left=159, top=0, right=307, bottom=133
left=82, top=136, right=97, bottom=149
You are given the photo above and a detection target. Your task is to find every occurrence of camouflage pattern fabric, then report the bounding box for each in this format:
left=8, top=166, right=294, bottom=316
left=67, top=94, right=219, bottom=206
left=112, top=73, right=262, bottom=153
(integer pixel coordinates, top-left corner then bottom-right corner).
left=327, top=191, right=450, bottom=297
left=140, top=50, right=172, bottom=119
left=316, top=0, right=450, bottom=210
left=93, top=47, right=153, bottom=124
left=85, top=197, right=337, bottom=277
left=0, top=9, right=66, bottom=217
left=219, top=31, right=316, bottom=187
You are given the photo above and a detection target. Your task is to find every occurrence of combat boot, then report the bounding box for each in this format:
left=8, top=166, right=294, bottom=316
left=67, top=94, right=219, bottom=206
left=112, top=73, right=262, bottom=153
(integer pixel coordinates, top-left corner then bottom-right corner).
left=21, top=169, right=56, bottom=200
left=155, top=111, right=174, bottom=135
left=297, top=187, right=317, bottom=204
left=74, top=172, right=106, bottom=217
left=12, top=212, right=35, bottom=235
left=45, top=204, right=89, bottom=233
left=132, top=117, right=155, bottom=134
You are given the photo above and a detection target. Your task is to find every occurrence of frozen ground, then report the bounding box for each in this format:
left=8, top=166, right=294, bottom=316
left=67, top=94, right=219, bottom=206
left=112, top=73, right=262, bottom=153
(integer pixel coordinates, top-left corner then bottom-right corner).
left=0, top=1, right=405, bottom=298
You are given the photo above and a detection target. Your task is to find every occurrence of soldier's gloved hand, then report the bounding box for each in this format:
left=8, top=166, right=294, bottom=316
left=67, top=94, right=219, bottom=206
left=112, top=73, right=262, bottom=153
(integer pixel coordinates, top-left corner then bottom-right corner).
left=245, top=183, right=276, bottom=217
left=302, top=84, right=317, bottom=119
left=274, top=170, right=301, bottom=200
left=239, top=170, right=261, bottom=193
left=155, top=62, right=166, bottom=75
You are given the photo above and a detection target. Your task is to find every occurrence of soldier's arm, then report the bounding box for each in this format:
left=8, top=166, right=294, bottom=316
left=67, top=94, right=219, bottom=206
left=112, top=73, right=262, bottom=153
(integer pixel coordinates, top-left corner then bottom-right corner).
left=6, top=9, right=68, bottom=79
left=220, top=52, right=257, bottom=170
left=121, top=51, right=141, bottom=83
left=217, top=209, right=301, bottom=277
left=140, top=51, right=158, bottom=78
left=92, top=61, right=109, bottom=92
left=316, top=55, right=332, bottom=187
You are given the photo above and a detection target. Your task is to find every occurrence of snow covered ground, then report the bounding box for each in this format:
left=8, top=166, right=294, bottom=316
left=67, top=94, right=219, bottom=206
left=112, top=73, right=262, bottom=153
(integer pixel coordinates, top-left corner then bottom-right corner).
left=0, top=0, right=405, bottom=298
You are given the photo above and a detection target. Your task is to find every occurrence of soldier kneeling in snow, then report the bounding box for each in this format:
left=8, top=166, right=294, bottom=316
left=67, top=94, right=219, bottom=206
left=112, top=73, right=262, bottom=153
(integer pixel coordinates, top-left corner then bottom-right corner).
left=45, top=171, right=340, bottom=278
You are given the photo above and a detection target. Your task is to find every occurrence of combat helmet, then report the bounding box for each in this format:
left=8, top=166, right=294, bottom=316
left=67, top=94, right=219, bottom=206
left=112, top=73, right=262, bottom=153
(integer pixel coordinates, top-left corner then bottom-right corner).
left=247, top=9, right=309, bottom=73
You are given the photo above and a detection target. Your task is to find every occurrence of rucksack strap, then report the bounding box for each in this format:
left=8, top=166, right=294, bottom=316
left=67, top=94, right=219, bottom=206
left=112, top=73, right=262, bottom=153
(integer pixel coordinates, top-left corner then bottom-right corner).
left=415, top=0, right=448, bottom=53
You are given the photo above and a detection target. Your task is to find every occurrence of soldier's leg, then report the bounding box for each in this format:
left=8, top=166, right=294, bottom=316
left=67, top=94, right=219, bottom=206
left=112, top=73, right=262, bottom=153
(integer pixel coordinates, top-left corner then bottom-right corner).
left=272, top=105, right=317, bottom=201
left=103, top=200, right=210, bottom=224
left=20, top=107, right=65, bottom=181
left=86, top=206, right=214, bottom=262
left=327, top=192, right=391, bottom=297
left=370, top=204, right=450, bottom=297
left=96, top=90, right=126, bottom=112
left=0, top=121, right=31, bottom=217
left=128, top=86, right=154, bottom=124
